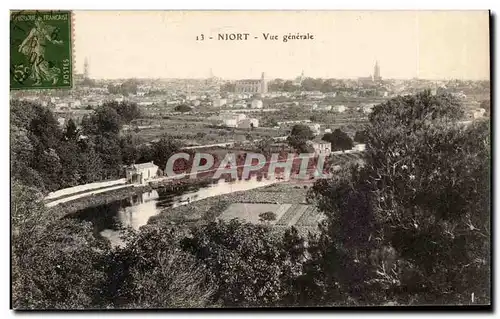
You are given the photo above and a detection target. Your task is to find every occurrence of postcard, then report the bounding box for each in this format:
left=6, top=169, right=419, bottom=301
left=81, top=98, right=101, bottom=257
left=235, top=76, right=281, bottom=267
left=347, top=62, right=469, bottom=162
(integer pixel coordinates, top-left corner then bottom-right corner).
left=10, top=10, right=491, bottom=310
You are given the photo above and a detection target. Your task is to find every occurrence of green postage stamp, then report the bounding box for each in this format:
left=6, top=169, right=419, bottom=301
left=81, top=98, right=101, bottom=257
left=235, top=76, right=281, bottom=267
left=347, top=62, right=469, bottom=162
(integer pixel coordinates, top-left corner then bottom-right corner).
left=10, top=10, right=73, bottom=89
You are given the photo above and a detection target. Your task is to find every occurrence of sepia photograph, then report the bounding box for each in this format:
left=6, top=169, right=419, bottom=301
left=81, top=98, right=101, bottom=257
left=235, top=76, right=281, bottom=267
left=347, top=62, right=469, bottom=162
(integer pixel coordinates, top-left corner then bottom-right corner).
left=9, top=10, right=491, bottom=310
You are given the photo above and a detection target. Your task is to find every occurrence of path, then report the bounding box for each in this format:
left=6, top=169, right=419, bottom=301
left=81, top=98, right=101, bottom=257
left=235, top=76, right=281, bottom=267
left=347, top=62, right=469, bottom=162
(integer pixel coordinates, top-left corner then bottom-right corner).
left=45, top=184, right=133, bottom=208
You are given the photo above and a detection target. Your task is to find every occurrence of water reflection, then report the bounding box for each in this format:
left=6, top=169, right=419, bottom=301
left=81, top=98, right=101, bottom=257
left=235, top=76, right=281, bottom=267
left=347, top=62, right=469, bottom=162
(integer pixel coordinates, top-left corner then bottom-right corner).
left=73, top=175, right=286, bottom=247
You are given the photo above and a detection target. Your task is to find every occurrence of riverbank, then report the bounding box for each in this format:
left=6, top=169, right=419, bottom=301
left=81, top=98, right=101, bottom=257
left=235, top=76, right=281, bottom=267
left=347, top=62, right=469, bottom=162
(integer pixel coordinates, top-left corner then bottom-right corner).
left=148, top=181, right=313, bottom=227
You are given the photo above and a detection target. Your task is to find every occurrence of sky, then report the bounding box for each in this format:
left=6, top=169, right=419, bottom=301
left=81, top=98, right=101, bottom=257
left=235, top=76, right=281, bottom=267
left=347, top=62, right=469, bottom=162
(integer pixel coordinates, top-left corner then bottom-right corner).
left=74, top=11, right=490, bottom=80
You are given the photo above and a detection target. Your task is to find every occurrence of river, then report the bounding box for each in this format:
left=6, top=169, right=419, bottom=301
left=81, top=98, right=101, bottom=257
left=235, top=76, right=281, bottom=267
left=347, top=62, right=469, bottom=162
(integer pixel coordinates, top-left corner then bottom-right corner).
left=72, top=175, right=285, bottom=246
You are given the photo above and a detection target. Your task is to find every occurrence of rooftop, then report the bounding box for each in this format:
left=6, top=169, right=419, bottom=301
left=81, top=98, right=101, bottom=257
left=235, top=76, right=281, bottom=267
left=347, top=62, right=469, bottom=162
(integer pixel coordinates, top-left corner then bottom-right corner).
left=131, top=162, right=158, bottom=170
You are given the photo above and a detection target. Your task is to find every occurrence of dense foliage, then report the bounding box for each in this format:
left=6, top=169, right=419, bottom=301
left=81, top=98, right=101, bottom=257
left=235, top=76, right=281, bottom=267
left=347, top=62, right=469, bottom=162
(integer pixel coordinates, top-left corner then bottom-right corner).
left=174, top=104, right=193, bottom=113
left=308, top=91, right=490, bottom=304
left=11, top=100, right=177, bottom=192
left=287, top=124, right=315, bottom=153
left=353, top=129, right=368, bottom=144
left=11, top=90, right=490, bottom=308
left=322, top=128, right=354, bottom=151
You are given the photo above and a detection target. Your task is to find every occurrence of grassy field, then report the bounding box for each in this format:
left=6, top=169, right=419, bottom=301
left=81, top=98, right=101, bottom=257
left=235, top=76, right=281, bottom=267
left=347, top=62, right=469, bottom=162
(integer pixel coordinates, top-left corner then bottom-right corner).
left=218, top=202, right=325, bottom=228
left=148, top=181, right=317, bottom=227
left=131, top=116, right=286, bottom=145
left=218, top=203, right=290, bottom=224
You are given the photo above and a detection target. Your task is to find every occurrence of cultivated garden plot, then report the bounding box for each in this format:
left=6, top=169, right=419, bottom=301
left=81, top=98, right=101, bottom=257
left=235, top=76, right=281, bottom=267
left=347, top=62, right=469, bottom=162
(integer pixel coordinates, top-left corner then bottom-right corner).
left=219, top=203, right=324, bottom=228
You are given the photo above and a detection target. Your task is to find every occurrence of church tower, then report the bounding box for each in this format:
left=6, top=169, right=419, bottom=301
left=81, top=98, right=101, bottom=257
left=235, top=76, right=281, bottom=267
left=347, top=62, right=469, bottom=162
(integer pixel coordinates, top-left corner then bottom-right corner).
left=260, top=72, right=268, bottom=94
left=373, top=60, right=381, bottom=82
left=84, top=57, right=90, bottom=79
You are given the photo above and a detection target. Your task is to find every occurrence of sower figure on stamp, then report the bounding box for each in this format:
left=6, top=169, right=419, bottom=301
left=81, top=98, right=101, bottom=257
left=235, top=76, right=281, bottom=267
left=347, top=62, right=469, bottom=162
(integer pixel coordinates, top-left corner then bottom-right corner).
left=18, top=17, right=63, bottom=86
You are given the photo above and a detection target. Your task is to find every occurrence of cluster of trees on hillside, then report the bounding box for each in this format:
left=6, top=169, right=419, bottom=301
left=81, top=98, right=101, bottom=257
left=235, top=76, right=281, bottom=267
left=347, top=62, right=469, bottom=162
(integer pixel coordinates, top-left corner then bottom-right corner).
left=308, top=91, right=490, bottom=304
left=268, top=78, right=367, bottom=93
left=174, top=104, right=193, bottom=113
left=10, top=100, right=179, bottom=193
left=11, top=90, right=490, bottom=308
left=287, top=125, right=361, bottom=153
left=322, top=129, right=354, bottom=152
left=287, top=124, right=315, bottom=153
left=107, top=79, right=140, bottom=96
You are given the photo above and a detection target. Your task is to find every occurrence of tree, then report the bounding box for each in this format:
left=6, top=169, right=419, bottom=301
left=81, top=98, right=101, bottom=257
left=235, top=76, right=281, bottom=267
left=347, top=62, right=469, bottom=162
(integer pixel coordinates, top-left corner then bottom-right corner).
left=480, top=100, right=490, bottom=116
left=57, top=141, right=81, bottom=187
left=322, top=129, right=353, bottom=152
left=151, top=135, right=181, bottom=171
left=175, top=104, right=192, bottom=113
left=106, top=225, right=214, bottom=308
left=10, top=100, right=68, bottom=191
left=108, top=79, right=139, bottom=95
left=104, top=101, right=141, bottom=124
left=268, top=118, right=279, bottom=127
left=12, top=182, right=109, bottom=309
left=300, top=78, right=325, bottom=92
left=82, top=105, right=122, bottom=135
left=32, top=148, right=63, bottom=191
left=288, top=124, right=315, bottom=153
left=308, top=90, right=490, bottom=305
left=78, top=146, right=104, bottom=183
left=10, top=125, right=36, bottom=186
left=94, top=133, right=123, bottom=178
left=283, top=80, right=299, bottom=92
left=259, top=211, right=277, bottom=223
left=255, top=137, right=274, bottom=157
left=245, top=133, right=253, bottom=141
left=309, top=115, right=320, bottom=122
left=353, top=130, right=367, bottom=144
left=268, top=78, right=284, bottom=92
left=64, top=118, right=79, bottom=140
left=181, top=219, right=299, bottom=307
left=220, top=82, right=236, bottom=93
left=120, top=134, right=140, bottom=165
left=27, top=105, right=62, bottom=150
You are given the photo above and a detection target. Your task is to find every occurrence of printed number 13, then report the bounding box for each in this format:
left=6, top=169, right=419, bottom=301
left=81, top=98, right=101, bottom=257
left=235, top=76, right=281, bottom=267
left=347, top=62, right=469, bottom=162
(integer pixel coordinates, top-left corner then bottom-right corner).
left=196, top=34, right=205, bottom=41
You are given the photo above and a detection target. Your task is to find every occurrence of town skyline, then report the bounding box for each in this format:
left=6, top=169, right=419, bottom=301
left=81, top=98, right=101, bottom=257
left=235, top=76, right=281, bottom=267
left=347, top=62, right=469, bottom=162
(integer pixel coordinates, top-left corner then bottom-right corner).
left=74, top=11, right=490, bottom=81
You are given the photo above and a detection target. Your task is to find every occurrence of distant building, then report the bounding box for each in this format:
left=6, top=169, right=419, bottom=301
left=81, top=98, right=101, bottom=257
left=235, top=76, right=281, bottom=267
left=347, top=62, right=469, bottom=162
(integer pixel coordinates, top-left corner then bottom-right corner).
left=55, top=102, right=69, bottom=109
left=251, top=99, right=263, bottom=109
left=314, top=104, right=332, bottom=112
left=213, top=98, right=227, bottom=108
left=293, top=70, right=305, bottom=86
left=354, top=144, right=366, bottom=152
left=451, top=92, right=467, bottom=99
left=211, top=113, right=247, bottom=128
left=234, top=100, right=247, bottom=108
left=138, top=101, right=154, bottom=106
left=362, top=103, right=376, bottom=114
left=222, top=118, right=238, bottom=127
left=358, top=61, right=382, bottom=84
left=126, top=162, right=159, bottom=185
left=332, top=105, right=346, bottom=113
left=358, top=76, right=374, bottom=85
left=68, top=100, right=82, bottom=108
left=309, top=140, right=332, bottom=156
left=307, top=123, right=321, bottom=136
left=278, top=119, right=311, bottom=126
left=473, top=108, right=486, bottom=119
left=235, top=72, right=268, bottom=94
left=84, top=57, right=90, bottom=79
left=373, top=60, right=381, bottom=82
